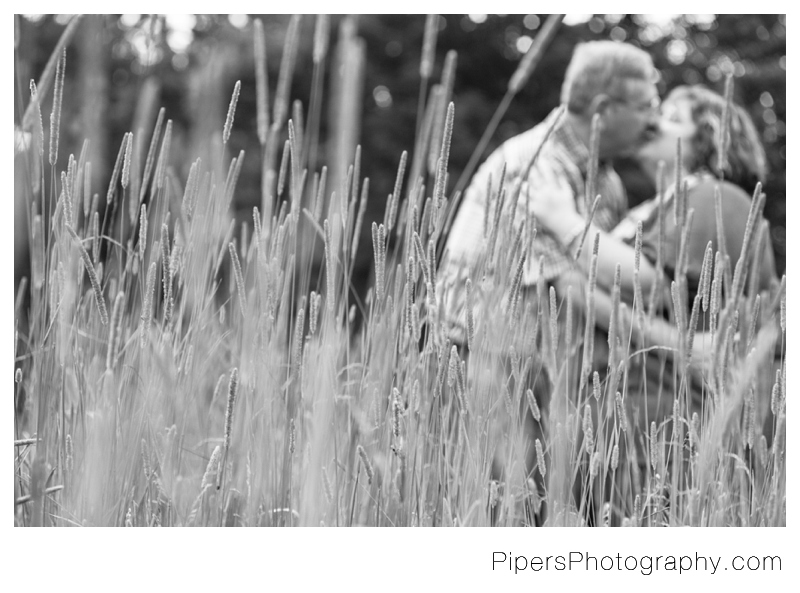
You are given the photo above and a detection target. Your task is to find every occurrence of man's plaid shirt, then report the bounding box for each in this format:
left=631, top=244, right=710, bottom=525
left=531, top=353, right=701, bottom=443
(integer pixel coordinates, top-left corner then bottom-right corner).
left=440, top=108, right=628, bottom=339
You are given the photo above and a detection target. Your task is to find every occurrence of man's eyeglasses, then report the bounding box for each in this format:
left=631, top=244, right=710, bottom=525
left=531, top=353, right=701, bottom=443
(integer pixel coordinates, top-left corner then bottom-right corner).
left=612, top=95, right=661, bottom=114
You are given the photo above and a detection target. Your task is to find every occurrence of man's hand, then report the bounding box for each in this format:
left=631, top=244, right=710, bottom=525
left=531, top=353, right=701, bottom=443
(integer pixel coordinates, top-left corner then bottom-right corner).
left=688, top=331, right=715, bottom=374
left=524, top=165, right=582, bottom=241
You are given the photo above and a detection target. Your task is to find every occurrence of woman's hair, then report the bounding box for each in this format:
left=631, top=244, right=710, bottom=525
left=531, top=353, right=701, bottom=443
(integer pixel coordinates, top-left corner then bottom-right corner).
left=561, top=41, right=658, bottom=115
left=667, top=85, right=768, bottom=190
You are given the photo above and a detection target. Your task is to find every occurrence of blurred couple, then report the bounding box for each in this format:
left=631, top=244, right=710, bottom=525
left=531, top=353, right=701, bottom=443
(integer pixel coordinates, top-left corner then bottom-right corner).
left=439, top=40, right=779, bottom=523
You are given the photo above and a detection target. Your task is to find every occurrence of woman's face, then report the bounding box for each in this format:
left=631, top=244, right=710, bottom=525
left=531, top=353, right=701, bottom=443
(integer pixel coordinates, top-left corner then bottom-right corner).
left=636, top=96, right=697, bottom=170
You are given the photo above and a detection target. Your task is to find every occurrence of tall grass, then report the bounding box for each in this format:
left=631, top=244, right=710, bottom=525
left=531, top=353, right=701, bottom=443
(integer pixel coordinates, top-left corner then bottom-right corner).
left=13, top=15, right=785, bottom=527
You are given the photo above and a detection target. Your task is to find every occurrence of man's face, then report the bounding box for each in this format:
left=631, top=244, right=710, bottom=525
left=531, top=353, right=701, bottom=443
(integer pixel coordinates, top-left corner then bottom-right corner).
left=636, top=96, right=697, bottom=169
left=599, top=79, right=661, bottom=159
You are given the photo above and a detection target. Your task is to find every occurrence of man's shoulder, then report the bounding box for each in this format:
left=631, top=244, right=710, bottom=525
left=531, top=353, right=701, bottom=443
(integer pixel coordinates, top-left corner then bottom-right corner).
left=489, top=109, right=570, bottom=158
left=504, top=122, right=551, bottom=149
left=485, top=123, right=550, bottom=167
left=466, top=111, right=574, bottom=197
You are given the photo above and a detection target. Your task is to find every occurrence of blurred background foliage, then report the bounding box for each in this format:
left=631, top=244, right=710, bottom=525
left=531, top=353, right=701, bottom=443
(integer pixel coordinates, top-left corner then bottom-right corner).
left=14, top=14, right=786, bottom=274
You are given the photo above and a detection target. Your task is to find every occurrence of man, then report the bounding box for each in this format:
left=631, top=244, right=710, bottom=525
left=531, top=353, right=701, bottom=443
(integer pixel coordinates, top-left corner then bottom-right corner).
left=438, top=40, right=660, bottom=525
left=443, top=40, right=660, bottom=313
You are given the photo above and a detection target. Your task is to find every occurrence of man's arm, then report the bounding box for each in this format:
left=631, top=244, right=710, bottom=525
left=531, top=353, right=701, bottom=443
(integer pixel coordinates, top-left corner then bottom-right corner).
left=525, top=166, right=660, bottom=302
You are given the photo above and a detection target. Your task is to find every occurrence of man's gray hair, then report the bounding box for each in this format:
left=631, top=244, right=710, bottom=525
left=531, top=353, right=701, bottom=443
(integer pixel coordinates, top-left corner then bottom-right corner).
left=561, top=41, right=658, bottom=114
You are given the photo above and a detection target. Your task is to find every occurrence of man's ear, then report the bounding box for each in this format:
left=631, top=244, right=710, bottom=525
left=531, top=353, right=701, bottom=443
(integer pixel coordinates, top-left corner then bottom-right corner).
left=588, top=94, right=613, bottom=117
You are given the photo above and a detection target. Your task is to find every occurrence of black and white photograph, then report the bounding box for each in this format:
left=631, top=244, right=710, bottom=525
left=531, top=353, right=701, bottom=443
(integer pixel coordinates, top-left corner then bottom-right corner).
left=11, top=10, right=788, bottom=562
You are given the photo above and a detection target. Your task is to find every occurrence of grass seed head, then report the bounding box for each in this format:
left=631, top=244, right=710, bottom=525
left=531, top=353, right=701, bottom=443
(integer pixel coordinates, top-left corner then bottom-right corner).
left=357, top=445, right=374, bottom=485
left=49, top=49, right=66, bottom=166
left=65, top=434, right=73, bottom=473
left=526, top=388, right=541, bottom=423
left=615, top=392, right=627, bottom=433
left=582, top=404, right=594, bottom=452
left=121, top=132, right=133, bottom=188
left=29, top=80, right=44, bottom=157
left=229, top=242, right=246, bottom=317
left=322, top=467, right=333, bottom=505
left=780, top=287, right=785, bottom=333
left=224, top=368, right=239, bottom=451
left=650, top=421, right=659, bottom=470
left=223, top=80, right=241, bottom=145
left=140, top=262, right=157, bottom=349
left=771, top=372, right=783, bottom=416
left=535, top=439, right=546, bottom=477
left=201, top=446, right=222, bottom=489
left=700, top=241, right=713, bottom=312
left=67, top=224, right=108, bottom=325
left=138, top=204, right=148, bottom=260
left=590, top=451, right=602, bottom=479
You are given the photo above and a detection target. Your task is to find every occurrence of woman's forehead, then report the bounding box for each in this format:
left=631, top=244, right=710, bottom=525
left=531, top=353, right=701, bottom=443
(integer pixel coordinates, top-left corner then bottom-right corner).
left=662, top=96, right=692, bottom=118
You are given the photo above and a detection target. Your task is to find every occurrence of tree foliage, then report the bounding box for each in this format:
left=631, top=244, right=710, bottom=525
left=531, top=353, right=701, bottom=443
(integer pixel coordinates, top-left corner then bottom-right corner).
left=15, top=14, right=786, bottom=273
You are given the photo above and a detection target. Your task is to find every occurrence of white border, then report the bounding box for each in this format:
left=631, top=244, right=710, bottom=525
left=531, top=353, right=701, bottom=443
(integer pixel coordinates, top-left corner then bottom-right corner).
left=6, top=6, right=795, bottom=590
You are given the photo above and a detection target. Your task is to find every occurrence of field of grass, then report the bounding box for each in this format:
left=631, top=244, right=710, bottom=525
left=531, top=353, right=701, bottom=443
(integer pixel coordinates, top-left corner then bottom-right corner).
left=13, top=15, right=785, bottom=527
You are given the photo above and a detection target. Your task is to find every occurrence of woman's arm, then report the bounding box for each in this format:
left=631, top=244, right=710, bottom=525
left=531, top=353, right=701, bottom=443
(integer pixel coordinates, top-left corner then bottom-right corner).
left=589, top=283, right=714, bottom=370
left=561, top=270, right=713, bottom=370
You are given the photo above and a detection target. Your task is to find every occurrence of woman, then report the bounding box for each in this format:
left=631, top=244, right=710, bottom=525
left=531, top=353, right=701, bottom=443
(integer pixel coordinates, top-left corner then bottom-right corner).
left=529, top=85, right=779, bottom=426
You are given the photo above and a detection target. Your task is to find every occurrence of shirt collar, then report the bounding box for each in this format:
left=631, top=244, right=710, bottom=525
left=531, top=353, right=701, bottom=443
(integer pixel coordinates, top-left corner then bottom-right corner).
left=551, top=111, right=595, bottom=174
